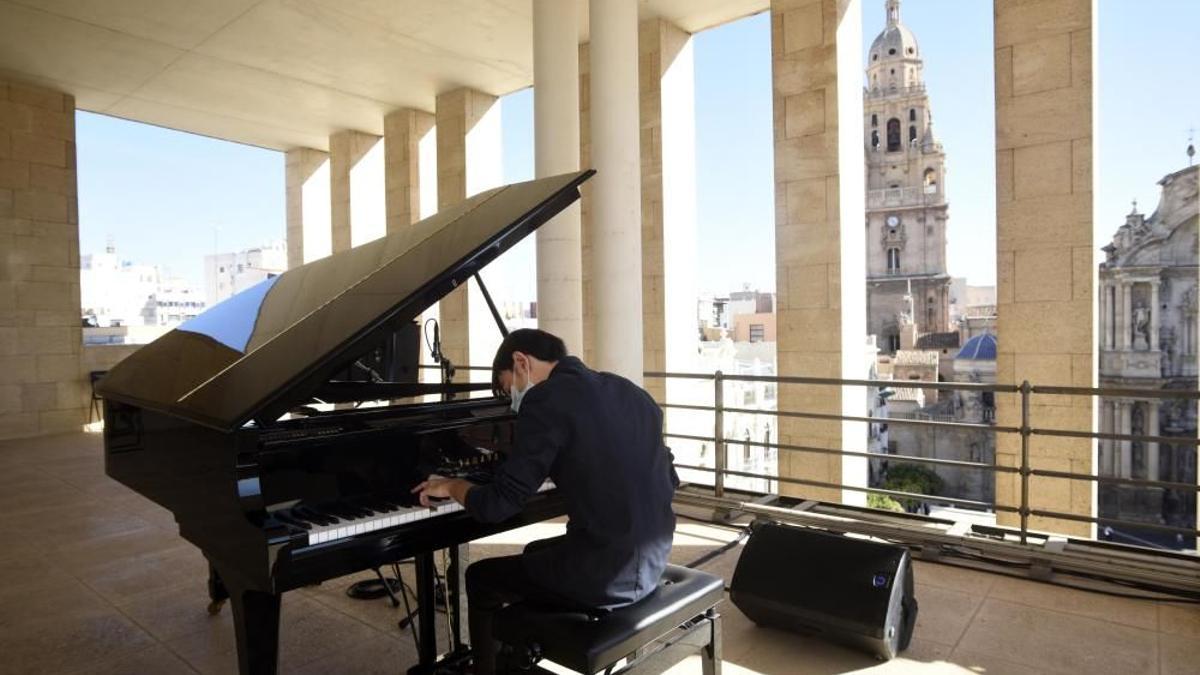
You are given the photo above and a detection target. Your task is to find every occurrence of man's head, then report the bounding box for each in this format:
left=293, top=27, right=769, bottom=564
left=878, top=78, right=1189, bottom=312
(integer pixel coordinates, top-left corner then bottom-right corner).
left=491, top=328, right=567, bottom=399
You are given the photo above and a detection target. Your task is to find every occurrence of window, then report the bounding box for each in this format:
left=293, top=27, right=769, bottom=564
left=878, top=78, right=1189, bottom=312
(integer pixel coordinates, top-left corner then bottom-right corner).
left=886, top=118, right=901, bottom=151
left=909, top=108, right=916, bottom=121
left=888, top=48, right=896, bottom=55
left=908, top=125, right=917, bottom=143
left=871, top=114, right=878, bottom=127
left=871, top=130, right=879, bottom=149
left=887, top=247, right=900, bottom=272
left=749, top=324, right=765, bottom=342
left=888, top=334, right=901, bottom=351
left=923, top=167, right=937, bottom=190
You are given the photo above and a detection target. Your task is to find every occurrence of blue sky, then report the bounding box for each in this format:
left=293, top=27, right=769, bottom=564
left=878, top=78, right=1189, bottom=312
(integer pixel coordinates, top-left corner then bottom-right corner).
left=77, top=0, right=1198, bottom=293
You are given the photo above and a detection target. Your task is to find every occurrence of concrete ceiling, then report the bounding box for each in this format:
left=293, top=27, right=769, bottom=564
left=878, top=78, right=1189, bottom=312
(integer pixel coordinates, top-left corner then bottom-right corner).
left=0, top=0, right=766, bottom=151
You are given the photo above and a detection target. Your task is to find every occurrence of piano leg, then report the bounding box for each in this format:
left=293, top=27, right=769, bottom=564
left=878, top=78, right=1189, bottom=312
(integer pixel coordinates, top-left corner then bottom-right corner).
left=415, top=552, right=438, bottom=667
left=225, top=577, right=282, bottom=675
left=448, top=543, right=470, bottom=650
left=207, top=564, right=229, bottom=615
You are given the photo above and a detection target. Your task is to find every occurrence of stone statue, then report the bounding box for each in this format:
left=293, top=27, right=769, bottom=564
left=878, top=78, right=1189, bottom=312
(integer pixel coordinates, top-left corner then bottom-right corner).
left=1132, top=301, right=1151, bottom=350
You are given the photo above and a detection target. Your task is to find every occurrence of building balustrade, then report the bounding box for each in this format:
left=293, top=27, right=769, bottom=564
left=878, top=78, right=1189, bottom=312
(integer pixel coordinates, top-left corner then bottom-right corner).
left=867, top=185, right=938, bottom=208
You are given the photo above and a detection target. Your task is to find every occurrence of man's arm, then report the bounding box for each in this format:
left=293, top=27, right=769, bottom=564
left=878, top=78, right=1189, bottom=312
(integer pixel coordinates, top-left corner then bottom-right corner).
left=464, top=390, right=566, bottom=523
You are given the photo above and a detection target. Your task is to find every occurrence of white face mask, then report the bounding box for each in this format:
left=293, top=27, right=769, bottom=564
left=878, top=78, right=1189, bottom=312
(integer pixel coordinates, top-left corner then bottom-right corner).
left=509, top=362, right=534, bottom=413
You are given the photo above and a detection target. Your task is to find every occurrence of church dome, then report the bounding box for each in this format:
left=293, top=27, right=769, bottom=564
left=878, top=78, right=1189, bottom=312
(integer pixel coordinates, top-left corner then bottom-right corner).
left=869, top=0, right=920, bottom=64
left=956, top=333, right=997, bottom=361
left=870, top=24, right=919, bottom=62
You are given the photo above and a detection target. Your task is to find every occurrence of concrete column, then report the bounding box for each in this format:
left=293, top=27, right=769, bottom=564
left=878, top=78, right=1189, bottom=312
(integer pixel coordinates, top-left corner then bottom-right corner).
left=0, top=78, right=85, bottom=439
left=384, top=108, right=437, bottom=382
left=384, top=109, right=435, bottom=235
left=1119, top=401, right=1132, bottom=478
left=436, top=88, right=501, bottom=371
left=1147, top=401, right=1159, bottom=481
left=578, top=44, right=596, bottom=366
left=285, top=147, right=331, bottom=268
left=994, top=0, right=1094, bottom=536
left=1150, top=279, right=1160, bottom=350
left=329, top=130, right=383, bottom=252
left=1121, top=280, right=1132, bottom=350
left=771, top=0, right=868, bottom=504
left=639, top=18, right=697, bottom=404
left=533, top=0, right=584, bottom=356
left=589, top=0, right=644, bottom=383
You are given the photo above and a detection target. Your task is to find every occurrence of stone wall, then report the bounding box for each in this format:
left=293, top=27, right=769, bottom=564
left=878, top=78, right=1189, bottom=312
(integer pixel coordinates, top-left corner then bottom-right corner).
left=0, top=78, right=83, bottom=439
left=993, top=0, right=1095, bottom=536
left=771, top=0, right=868, bottom=502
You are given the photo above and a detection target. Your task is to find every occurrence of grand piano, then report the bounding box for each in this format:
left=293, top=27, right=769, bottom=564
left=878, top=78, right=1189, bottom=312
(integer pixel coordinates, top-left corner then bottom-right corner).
left=96, top=170, right=594, bottom=674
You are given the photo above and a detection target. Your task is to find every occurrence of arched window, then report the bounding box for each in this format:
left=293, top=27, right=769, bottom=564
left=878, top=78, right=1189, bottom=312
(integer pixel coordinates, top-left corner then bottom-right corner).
left=887, top=248, right=901, bottom=272
left=871, top=114, right=878, bottom=127
left=923, top=168, right=937, bottom=191
left=871, top=130, right=880, bottom=149
left=909, top=108, right=916, bottom=121
left=908, top=125, right=917, bottom=143
left=886, top=118, right=901, bottom=151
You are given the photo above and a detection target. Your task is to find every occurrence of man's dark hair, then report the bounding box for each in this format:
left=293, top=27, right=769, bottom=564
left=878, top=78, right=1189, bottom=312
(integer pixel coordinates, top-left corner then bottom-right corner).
left=491, top=328, right=567, bottom=395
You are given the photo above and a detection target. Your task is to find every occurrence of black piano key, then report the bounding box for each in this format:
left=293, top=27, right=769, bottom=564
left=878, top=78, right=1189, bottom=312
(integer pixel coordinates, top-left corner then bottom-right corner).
left=295, top=506, right=336, bottom=526
left=274, top=512, right=311, bottom=531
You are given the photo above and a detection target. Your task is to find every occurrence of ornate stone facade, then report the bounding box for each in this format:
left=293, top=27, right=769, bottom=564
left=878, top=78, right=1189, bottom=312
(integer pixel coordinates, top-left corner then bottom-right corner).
left=864, top=0, right=951, bottom=351
left=1098, top=164, right=1198, bottom=545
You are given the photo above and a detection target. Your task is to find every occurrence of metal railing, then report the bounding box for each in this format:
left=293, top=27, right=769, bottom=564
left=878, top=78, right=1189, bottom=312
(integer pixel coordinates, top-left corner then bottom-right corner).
left=646, top=369, right=1200, bottom=549
left=417, top=362, right=1200, bottom=594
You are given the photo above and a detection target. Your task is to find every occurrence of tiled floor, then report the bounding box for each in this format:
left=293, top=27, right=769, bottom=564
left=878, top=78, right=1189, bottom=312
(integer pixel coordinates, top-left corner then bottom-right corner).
left=1, top=432, right=1197, bottom=674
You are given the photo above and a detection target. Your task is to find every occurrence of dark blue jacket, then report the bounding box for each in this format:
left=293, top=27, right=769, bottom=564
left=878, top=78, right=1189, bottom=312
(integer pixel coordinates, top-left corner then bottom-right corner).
left=465, top=356, right=678, bottom=609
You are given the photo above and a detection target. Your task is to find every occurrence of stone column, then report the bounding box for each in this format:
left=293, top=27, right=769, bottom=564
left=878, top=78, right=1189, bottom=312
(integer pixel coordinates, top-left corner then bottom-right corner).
left=639, top=18, right=697, bottom=403
left=1121, top=280, right=1132, bottom=350
left=384, top=109, right=435, bottom=235
left=1147, top=401, right=1159, bottom=481
left=285, top=148, right=331, bottom=268
left=436, top=88, right=501, bottom=371
left=1119, top=401, right=1132, bottom=478
left=0, top=79, right=85, bottom=439
left=771, top=0, right=868, bottom=504
left=994, top=0, right=1094, bottom=536
left=1101, top=281, right=1111, bottom=350
left=589, top=0, right=644, bottom=384
left=533, top=0, right=585, bottom=357
left=329, top=130, right=383, bottom=252
left=1150, top=279, right=1160, bottom=350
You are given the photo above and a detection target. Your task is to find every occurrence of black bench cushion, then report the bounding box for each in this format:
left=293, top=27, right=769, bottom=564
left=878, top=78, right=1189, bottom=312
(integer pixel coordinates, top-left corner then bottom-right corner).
left=493, top=564, right=724, bottom=674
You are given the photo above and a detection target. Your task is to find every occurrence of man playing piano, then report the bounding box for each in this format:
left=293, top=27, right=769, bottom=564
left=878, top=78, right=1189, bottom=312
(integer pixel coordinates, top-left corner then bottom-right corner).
left=412, top=328, right=679, bottom=674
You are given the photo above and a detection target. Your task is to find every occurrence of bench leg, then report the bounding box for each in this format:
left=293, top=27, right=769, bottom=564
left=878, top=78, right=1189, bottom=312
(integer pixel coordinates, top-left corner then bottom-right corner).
left=702, top=610, right=722, bottom=675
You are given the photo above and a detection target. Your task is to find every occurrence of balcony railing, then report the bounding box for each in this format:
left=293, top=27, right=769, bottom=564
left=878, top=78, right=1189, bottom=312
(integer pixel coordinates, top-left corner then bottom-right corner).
left=644, top=369, right=1200, bottom=598
left=421, top=363, right=1200, bottom=598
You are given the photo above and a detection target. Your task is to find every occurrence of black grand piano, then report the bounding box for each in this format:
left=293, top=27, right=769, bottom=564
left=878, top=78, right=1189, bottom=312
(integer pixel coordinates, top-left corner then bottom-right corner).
left=96, top=170, right=594, bottom=674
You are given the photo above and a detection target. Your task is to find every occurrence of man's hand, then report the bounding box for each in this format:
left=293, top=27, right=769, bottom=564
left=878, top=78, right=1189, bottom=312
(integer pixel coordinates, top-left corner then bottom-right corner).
left=411, top=476, right=474, bottom=507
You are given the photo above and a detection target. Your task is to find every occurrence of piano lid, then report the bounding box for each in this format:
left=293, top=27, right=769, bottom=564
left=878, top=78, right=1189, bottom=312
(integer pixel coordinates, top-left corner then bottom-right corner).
left=97, top=170, right=594, bottom=431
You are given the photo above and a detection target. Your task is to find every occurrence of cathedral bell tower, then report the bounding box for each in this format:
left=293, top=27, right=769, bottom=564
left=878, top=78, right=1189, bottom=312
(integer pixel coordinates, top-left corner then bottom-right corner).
left=863, top=0, right=952, bottom=352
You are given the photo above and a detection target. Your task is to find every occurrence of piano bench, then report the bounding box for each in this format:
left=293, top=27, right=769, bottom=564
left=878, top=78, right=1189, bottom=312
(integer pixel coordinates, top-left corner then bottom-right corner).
left=493, top=565, right=724, bottom=675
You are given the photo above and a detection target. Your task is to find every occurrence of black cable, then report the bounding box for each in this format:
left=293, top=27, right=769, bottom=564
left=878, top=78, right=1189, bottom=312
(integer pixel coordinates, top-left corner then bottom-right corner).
left=674, top=510, right=752, bottom=533
left=683, top=530, right=751, bottom=570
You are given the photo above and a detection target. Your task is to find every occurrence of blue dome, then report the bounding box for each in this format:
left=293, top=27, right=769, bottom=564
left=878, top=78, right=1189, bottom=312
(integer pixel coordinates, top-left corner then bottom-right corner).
left=956, top=333, right=996, bottom=360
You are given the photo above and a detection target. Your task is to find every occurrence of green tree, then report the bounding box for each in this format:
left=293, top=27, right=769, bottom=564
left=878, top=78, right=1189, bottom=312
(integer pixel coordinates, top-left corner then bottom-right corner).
left=882, top=463, right=943, bottom=512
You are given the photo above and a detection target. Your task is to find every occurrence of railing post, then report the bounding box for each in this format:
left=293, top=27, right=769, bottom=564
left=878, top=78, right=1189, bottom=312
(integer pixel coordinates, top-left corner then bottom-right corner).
left=714, top=370, right=725, bottom=498
left=1019, top=380, right=1031, bottom=545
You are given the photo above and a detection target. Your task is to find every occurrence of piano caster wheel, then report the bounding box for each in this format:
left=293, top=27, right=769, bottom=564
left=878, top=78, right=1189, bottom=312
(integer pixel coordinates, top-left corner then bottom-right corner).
left=207, top=599, right=226, bottom=615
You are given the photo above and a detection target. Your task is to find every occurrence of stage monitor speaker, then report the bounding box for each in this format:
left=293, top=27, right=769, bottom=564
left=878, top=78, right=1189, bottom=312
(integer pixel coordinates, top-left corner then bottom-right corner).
left=730, top=521, right=918, bottom=660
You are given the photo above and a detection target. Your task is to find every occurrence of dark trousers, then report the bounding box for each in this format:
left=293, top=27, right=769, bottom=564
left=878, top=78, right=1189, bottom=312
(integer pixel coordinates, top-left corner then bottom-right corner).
left=466, top=539, right=570, bottom=675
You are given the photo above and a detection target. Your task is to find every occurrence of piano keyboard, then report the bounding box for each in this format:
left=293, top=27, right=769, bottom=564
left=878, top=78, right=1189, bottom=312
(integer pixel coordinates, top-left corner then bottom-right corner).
left=277, top=480, right=556, bottom=547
